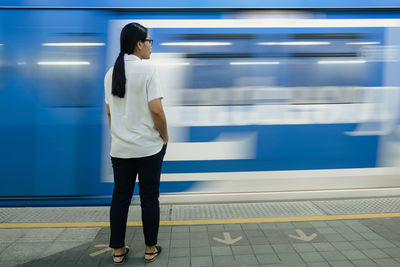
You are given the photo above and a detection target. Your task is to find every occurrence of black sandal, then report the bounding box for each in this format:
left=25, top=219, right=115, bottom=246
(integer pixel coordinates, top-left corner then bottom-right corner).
left=144, top=245, right=162, bottom=263
left=113, top=247, right=130, bottom=265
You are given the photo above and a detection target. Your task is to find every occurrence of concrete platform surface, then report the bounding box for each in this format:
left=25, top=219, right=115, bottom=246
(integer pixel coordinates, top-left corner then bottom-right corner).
left=1, top=197, right=400, bottom=266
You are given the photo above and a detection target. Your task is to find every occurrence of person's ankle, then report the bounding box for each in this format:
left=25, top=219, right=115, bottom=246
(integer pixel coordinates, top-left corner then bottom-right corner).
left=114, top=246, right=126, bottom=252
left=145, top=245, right=156, bottom=252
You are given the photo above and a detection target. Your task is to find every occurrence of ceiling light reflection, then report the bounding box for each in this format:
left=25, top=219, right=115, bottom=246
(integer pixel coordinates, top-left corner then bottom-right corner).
left=317, top=60, right=366, bottom=64
left=346, top=42, right=380, bottom=45
left=154, top=62, right=190, bottom=66
left=160, top=42, right=232, bottom=46
left=37, top=61, right=90, bottom=65
left=230, top=61, right=280, bottom=65
left=42, top=43, right=105, bottom=46
left=258, top=42, right=331, bottom=46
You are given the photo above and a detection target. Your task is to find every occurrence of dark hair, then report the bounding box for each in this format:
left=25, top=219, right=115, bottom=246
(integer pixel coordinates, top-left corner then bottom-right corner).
left=112, top=23, right=148, bottom=98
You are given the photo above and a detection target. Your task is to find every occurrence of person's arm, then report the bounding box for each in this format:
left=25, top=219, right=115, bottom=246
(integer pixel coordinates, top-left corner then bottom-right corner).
left=106, top=104, right=111, bottom=128
left=149, top=98, right=168, bottom=144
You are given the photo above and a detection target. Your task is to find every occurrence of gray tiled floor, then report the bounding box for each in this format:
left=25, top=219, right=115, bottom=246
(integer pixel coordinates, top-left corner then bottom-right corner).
left=1, top=198, right=400, bottom=266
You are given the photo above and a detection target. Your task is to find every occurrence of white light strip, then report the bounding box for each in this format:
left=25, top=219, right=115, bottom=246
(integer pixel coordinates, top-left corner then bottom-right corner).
left=318, top=60, right=366, bottom=64
left=160, top=42, right=232, bottom=46
left=129, top=19, right=400, bottom=28
left=346, top=42, right=381, bottom=45
left=258, top=41, right=331, bottom=46
left=37, top=61, right=90, bottom=65
left=230, top=61, right=280, bottom=65
left=42, top=42, right=105, bottom=46
left=154, top=62, right=190, bottom=66
left=0, top=44, right=3, bottom=46
left=161, top=167, right=400, bottom=181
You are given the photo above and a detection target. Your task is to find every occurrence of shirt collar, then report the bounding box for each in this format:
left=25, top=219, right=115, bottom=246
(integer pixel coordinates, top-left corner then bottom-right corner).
left=124, top=54, right=141, bottom=61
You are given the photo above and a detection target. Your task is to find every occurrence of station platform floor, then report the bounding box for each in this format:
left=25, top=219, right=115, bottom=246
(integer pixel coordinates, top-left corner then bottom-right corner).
left=1, top=197, right=400, bottom=266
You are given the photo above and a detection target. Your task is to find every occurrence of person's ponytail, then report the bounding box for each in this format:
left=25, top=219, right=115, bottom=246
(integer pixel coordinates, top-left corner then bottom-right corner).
left=111, top=23, right=148, bottom=98
left=112, top=52, right=126, bottom=97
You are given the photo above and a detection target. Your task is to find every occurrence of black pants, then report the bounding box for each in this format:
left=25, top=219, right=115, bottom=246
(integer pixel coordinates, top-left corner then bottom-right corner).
left=109, top=144, right=166, bottom=249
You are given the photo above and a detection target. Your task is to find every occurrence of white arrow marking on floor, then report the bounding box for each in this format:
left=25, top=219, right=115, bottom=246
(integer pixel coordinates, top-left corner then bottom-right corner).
left=90, top=244, right=112, bottom=257
left=288, top=229, right=317, bottom=242
left=213, top=232, right=243, bottom=245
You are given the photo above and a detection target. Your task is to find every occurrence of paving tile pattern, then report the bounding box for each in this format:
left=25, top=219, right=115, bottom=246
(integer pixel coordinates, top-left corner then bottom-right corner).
left=0, top=217, right=398, bottom=266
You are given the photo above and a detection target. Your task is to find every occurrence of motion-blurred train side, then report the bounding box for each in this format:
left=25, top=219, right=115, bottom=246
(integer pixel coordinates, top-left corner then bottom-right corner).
left=1, top=2, right=400, bottom=206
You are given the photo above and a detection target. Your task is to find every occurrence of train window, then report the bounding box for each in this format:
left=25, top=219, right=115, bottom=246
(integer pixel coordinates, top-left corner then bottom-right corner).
left=152, top=28, right=382, bottom=106
left=35, top=35, right=104, bottom=107
left=106, top=22, right=383, bottom=108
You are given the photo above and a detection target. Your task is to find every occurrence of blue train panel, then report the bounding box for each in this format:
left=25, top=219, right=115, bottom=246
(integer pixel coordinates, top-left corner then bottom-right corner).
left=1, top=8, right=400, bottom=206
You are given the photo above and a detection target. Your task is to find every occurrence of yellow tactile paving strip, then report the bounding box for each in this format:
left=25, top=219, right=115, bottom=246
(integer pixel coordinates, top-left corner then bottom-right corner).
left=1, top=212, right=400, bottom=228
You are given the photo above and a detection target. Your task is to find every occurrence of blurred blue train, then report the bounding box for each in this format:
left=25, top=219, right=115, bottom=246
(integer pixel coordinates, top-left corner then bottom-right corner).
left=1, top=1, right=400, bottom=206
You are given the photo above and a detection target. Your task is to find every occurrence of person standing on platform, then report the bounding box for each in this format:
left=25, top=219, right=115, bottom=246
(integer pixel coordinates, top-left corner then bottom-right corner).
left=104, top=22, right=168, bottom=264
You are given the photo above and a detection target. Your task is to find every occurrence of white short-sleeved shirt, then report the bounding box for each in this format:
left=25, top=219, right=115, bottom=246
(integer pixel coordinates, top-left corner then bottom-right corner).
left=104, top=54, right=164, bottom=158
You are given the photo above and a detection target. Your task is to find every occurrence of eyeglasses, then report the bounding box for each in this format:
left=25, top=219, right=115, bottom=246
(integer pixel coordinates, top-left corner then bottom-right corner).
left=144, top=39, right=154, bottom=46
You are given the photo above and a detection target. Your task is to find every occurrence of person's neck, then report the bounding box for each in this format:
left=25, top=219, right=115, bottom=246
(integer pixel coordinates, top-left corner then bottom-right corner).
left=132, top=52, right=142, bottom=60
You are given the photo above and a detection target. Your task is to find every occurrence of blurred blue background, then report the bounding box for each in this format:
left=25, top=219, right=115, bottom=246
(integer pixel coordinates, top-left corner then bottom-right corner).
left=1, top=1, right=400, bottom=206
